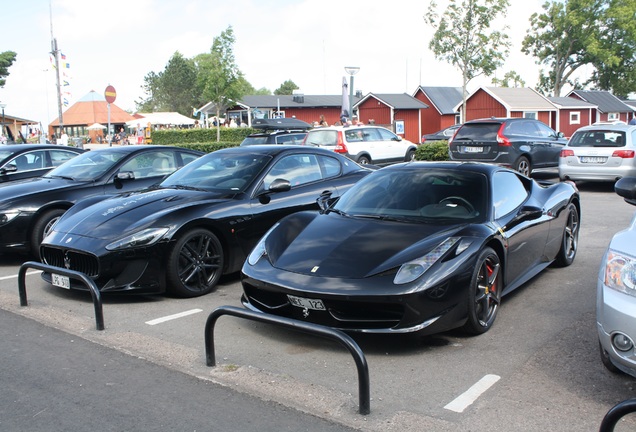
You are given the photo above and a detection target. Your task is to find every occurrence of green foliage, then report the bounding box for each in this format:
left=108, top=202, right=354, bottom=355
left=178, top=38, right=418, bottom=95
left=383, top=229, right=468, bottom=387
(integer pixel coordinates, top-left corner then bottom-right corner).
left=169, top=142, right=240, bottom=153
left=150, top=127, right=254, bottom=145
left=274, top=79, right=300, bottom=95
left=415, top=142, right=450, bottom=161
left=425, top=0, right=511, bottom=120
left=0, top=51, right=17, bottom=88
left=492, top=71, right=526, bottom=88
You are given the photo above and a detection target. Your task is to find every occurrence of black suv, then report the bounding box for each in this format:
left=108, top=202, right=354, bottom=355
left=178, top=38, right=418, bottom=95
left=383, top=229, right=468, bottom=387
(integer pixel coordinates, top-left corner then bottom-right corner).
left=448, top=118, right=566, bottom=176
left=240, top=118, right=311, bottom=146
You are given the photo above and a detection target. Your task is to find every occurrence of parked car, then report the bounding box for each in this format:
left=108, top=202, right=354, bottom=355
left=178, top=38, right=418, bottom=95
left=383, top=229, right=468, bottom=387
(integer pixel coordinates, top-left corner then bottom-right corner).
left=421, top=124, right=461, bottom=143
left=448, top=118, right=567, bottom=176
left=241, top=161, right=580, bottom=336
left=0, top=144, right=84, bottom=183
left=559, top=123, right=636, bottom=183
left=303, top=125, right=417, bottom=166
left=39, top=145, right=373, bottom=298
left=240, top=118, right=311, bottom=146
left=0, top=145, right=203, bottom=255
left=597, top=176, right=636, bottom=378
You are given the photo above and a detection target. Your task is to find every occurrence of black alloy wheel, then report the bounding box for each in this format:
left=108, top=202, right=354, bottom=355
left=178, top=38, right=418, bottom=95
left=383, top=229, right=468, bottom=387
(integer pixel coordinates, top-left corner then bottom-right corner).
left=30, top=208, right=66, bottom=255
left=554, top=203, right=579, bottom=267
left=166, top=228, right=224, bottom=298
left=463, top=247, right=502, bottom=335
left=357, top=155, right=371, bottom=165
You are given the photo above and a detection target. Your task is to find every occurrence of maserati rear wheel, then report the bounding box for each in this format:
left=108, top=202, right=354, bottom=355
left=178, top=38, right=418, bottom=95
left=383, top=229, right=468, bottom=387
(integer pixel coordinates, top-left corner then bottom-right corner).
left=166, top=228, right=224, bottom=298
left=463, top=247, right=502, bottom=335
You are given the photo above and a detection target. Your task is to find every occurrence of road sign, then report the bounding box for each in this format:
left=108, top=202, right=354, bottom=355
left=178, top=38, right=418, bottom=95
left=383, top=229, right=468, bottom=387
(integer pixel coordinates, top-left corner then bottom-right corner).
left=104, top=85, right=117, bottom=104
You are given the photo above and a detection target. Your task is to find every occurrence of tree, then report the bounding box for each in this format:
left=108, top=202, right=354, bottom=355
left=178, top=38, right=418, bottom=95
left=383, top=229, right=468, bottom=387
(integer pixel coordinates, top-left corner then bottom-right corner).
left=236, top=76, right=271, bottom=96
left=492, top=71, right=526, bottom=88
left=274, top=79, right=299, bottom=95
left=195, top=26, right=243, bottom=141
left=0, top=51, right=17, bottom=88
left=136, top=52, right=198, bottom=115
left=425, top=0, right=511, bottom=121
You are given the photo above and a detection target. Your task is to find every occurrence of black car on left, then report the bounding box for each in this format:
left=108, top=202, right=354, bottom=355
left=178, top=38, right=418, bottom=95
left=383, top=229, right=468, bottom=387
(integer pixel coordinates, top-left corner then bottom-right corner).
left=39, top=145, right=372, bottom=297
left=0, top=144, right=84, bottom=183
left=0, top=145, right=203, bottom=255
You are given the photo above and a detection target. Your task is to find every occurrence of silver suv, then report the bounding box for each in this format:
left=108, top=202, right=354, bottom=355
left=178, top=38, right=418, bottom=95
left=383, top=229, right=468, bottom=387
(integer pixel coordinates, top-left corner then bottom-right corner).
left=559, top=122, right=636, bottom=182
left=303, top=125, right=417, bottom=165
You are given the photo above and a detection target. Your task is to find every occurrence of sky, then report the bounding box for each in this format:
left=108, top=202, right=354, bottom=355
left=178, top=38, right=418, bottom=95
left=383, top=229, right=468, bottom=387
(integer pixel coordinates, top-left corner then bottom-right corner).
left=0, top=0, right=552, bottom=127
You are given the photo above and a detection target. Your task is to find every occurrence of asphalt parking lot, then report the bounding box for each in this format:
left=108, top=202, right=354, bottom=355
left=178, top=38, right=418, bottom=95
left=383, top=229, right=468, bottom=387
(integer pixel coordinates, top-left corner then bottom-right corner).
left=1, top=178, right=636, bottom=431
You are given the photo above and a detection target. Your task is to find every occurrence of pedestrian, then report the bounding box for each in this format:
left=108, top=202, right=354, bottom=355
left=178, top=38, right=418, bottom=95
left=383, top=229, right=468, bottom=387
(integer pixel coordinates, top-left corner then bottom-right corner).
left=629, top=116, right=636, bottom=125
left=136, top=123, right=144, bottom=144
left=319, top=115, right=328, bottom=127
left=59, top=131, right=69, bottom=146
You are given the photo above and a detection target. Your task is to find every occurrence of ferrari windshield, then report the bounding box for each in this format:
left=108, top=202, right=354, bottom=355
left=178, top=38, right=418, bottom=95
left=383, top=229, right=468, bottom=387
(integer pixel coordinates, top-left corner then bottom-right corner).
left=44, top=150, right=127, bottom=181
left=161, top=152, right=272, bottom=192
left=333, top=168, right=488, bottom=223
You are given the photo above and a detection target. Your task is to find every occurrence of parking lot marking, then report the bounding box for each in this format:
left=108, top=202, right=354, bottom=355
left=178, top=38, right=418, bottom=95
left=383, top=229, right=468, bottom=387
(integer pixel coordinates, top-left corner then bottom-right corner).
left=444, top=374, right=500, bottom=413
left=0, top=270, right=41, bottom=281
left=145, top=309, right=203, bottom=325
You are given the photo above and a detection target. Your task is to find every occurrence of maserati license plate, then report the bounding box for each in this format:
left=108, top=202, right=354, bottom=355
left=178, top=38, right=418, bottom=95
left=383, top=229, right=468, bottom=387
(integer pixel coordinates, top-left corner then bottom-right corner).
left=52, top=273, right=71, bottom=289
left=287, top=295, right=325, bottom=311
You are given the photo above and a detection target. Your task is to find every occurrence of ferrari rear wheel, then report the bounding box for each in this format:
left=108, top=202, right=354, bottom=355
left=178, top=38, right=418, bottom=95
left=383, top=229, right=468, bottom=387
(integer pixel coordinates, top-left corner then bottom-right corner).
left=463, top=247, right=502, bottom=335
left=166, top=228, right=224, bottom=298
left=554, top=203, right=579, bottom=267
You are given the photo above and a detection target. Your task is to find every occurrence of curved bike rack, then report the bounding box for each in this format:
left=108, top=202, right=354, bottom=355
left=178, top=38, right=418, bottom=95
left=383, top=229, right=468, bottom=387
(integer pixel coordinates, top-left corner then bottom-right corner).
left=204, top=305, right=371, bottom=415
left=599, top=398, right=636, bottom=432
left=18, top=261, right=105, bottom=331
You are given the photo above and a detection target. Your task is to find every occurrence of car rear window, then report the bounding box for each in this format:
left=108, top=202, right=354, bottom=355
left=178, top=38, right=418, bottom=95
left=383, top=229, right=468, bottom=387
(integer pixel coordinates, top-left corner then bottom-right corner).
left=453, top=123, right=501, bottom=140
left=568, top=130, right=626, bottom=147
left=305, top=130, right=338, bottom=147
left=241, top=136, right=270, bottom=145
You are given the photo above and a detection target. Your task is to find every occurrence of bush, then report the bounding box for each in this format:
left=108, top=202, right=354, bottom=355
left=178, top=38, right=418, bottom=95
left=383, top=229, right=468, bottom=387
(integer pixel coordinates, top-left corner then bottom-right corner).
left=415, top=141, right=450, bottom=161
left=150, top=127, right=255, bottom=145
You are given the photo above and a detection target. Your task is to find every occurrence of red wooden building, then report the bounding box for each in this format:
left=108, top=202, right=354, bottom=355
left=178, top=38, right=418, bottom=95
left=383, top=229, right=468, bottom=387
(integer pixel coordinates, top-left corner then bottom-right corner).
left=413, top=86, right=462, bottom=135
left=547, top=97, right=597, bottom=138
left=567, top=90, right=634, bottom=124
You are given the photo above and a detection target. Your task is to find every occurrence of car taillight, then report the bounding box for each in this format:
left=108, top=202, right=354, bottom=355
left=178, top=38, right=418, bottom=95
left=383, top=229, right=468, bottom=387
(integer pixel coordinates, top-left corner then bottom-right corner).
left=496, top=124, right=511, bottom=146
left=560, top=149, right=575, bottom=157
left=335, top=131, right=348, bottom=153
left=612, top=150, right=635, bottom=158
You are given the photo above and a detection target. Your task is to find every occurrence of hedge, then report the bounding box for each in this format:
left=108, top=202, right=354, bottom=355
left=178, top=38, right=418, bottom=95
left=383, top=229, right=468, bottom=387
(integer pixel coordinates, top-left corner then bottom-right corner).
left=150, top=127, right=255, bottom=145
left=415, top=141, right=450, bottom=161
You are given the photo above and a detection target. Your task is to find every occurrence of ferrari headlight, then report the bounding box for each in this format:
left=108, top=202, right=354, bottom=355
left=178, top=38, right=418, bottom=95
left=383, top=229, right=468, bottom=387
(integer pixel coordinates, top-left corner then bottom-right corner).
left=394, top=237, right=460, bottom=285
left=604, top=249, right=636, bottom=297
left=106, top=227, right=169, bottom=251
left=247, top=222, right=279, bottom=266
left=0, top=211, right=20, bottom=225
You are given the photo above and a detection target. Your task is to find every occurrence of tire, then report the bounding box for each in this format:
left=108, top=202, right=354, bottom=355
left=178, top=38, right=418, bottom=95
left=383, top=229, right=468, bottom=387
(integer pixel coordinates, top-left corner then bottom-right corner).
left=166, top=228, right=224, bottom=298
left=406, top=149, right=416, bottom=161
left=599, top=340, right=622, bottom=374
left=463, top=247, right=502, bottom=335
left=514, top=156, right=531, bottom=177
left=30, top=208, right=66, bottom=255
left=357, top=155, right=371, bottom=165
left=553, top=203, right=579, bottom=267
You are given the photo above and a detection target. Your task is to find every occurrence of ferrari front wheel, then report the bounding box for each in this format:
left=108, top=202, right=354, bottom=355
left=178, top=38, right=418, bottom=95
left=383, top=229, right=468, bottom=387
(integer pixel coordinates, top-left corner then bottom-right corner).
left=463, top=247, right=502, bottom=335
left=553, top=202, right=579, bottom=267
left=166, top=228, right=224, bottom=298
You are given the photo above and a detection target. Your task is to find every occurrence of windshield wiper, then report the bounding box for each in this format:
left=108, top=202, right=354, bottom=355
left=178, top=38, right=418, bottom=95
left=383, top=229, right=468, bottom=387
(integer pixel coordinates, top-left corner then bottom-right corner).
left=327, top=208, right=350, bottom=217
left=169, top=184, right=207, bottom=192
left=45, top=174, right=75, bottom=181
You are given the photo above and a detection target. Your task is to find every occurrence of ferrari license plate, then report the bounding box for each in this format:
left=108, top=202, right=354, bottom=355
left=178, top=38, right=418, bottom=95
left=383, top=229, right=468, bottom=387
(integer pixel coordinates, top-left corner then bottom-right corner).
left=463, top=146, right=483, bottom=153
left=52, top=273, right=71, bottom=289
left=580, top=156, right=607, bottom=164
left=287, top=295, right=325, bottom=311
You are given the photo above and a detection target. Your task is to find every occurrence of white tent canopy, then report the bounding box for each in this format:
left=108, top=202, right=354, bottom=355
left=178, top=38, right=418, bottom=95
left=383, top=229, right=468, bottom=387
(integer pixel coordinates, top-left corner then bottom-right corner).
left=126, top=112, right=196, bottom=128
left=87, top=122, right=106, bottom=130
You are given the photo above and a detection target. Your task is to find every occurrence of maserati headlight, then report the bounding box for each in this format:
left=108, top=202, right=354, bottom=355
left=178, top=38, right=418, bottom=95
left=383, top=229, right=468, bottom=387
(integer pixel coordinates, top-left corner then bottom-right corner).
left=106, top=227, right=169, bottom=251
left=604, top=249, right=636, bottom=297
left=394, top=237, right=461, bottom=285
left=247, top=222, right=279, bottom=266
left=0, top=211, right=20, bottom=225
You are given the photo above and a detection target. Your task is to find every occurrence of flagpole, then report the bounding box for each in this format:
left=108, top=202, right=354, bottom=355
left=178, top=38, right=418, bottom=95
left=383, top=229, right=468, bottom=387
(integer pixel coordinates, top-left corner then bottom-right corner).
left=49, top=1, right=63, bottom=133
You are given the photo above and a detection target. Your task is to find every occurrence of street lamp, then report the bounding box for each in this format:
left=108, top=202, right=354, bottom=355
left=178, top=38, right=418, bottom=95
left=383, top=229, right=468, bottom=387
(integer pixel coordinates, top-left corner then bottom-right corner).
left=345, top=66, right=360, bottom=122
left=0, top=103, right=6, bottom=139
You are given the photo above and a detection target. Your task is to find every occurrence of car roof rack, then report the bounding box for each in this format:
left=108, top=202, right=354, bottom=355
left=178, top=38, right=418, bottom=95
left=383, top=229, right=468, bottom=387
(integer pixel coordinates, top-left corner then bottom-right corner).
left=251, top=118, right=312, bottom=131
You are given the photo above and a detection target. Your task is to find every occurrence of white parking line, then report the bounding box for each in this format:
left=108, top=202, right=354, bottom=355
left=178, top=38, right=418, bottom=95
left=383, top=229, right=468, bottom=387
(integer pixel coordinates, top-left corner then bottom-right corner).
left=0, top=270, right=41, bottom=281
left=444, top=374, right=501, bottom=413
left=145, top=309, right=203, bottom=326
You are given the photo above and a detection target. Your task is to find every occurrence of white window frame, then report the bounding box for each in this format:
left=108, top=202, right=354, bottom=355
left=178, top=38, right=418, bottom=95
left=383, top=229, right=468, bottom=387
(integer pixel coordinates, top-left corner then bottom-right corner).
left=523, top=111, right=538, bottom=119
left=608, top=112, right=619, bottom=121
left=569, top=111, right=581, bottom=125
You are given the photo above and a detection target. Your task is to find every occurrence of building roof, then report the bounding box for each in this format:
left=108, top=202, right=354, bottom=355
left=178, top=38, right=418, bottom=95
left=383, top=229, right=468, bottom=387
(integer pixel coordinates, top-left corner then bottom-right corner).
left=201, top=95, right=363, bottom=113
left=416, top=86, right=462, bottom=114
left=548, top=96, right=597, bottom=109
left=356, top=93, right=429, bottom=110
left=567, top=90, right=634, bottom=113
left=477, top=87, right=556, bottom=111
left=49, top=90, right=136, bottom=127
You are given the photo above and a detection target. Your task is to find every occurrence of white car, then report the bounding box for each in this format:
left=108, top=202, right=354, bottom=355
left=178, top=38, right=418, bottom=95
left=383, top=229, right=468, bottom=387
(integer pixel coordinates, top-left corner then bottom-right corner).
left=597, top=176, right=636, bottom=377
left=303, top=125, right=417, bottom=166
left=559, top=123, right=636, bottom=182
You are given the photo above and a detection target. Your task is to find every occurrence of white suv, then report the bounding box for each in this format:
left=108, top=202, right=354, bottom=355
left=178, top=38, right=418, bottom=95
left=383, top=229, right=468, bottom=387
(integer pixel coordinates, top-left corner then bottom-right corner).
left=303, top=125, right=417, bottom=165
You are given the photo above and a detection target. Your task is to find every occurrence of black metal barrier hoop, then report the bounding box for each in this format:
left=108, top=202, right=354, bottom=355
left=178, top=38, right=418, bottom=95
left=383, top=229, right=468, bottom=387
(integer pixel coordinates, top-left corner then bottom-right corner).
left=18, top=261, right=105, bottom=331
left=205, top=305, right=371, bottom=415
left=599, top=398, right=636, bottom=432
